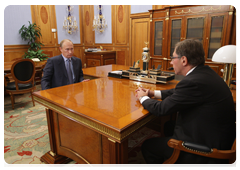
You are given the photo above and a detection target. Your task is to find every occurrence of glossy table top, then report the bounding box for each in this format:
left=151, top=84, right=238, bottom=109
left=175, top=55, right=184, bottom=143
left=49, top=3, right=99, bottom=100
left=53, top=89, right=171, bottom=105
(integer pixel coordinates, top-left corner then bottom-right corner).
left=33, top=64, right=236, bottom=133
left=82, top=64, right=131, bottom=78
left=33, top=65, right=178, bottom=132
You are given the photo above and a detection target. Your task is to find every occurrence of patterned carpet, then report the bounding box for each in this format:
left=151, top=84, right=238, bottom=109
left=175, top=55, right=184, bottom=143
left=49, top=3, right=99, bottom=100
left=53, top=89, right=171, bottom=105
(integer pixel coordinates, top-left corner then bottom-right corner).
left=4, top=85, right=161, bottom=164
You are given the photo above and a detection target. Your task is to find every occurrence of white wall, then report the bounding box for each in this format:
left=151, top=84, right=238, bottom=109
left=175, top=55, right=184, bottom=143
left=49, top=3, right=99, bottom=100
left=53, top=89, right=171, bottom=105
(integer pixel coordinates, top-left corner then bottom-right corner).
left=4, top=5, right=32, bottom=45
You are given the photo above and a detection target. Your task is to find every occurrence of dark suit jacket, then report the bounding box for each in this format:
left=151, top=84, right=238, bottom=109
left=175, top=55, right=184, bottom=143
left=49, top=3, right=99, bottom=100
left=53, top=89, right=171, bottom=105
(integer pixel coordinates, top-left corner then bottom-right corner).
left=41, top=55, right=84, bottom=90
left=142, top=65, right=236, bottom=163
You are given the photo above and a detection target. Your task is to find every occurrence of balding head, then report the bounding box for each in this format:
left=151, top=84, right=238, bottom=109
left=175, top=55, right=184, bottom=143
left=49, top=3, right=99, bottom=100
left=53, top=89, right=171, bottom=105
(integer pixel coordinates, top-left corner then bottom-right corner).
left=60, top=39, right=73, bottom=48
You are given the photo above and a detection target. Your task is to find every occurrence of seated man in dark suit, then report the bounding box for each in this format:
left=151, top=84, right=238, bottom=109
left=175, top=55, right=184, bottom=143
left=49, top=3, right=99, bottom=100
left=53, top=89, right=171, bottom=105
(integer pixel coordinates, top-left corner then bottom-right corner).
left=41, top=39, right=89, bottom=90
left=135, top=39, right=235, bottom=164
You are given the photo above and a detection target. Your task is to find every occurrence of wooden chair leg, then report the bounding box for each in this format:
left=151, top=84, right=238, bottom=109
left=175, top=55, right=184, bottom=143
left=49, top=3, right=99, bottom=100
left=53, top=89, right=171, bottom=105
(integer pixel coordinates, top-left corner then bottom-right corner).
left=9, top=93, right=15, bottom=110
left=31, top=92, right=35, bottom=107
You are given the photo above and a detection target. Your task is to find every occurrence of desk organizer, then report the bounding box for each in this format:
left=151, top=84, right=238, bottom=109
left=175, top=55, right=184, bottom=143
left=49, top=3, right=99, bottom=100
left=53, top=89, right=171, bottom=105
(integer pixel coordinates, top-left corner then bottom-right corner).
left=108, top=69, right=175, bottom=84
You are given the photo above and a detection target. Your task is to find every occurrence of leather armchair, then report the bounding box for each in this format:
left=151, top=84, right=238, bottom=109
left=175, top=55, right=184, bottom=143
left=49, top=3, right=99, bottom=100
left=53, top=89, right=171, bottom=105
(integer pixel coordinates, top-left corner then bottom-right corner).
left=163, top=138, right=236, bottom=164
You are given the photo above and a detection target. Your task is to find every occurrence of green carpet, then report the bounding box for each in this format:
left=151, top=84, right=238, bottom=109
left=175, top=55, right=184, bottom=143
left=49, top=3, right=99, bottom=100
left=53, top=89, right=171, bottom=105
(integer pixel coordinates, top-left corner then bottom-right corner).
left=4, top=85, right=160, bottom=164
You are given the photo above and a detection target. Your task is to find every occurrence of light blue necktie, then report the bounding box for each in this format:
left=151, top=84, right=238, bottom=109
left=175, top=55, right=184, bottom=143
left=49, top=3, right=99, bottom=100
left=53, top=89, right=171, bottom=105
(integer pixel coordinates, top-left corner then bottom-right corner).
left=66, top=59, right=73, bottom=84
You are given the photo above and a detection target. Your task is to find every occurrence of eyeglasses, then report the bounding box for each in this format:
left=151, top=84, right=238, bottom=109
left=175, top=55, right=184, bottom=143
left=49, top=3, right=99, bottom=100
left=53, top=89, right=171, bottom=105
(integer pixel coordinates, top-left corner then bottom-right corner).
left=170, top=56, right=181, bottom=60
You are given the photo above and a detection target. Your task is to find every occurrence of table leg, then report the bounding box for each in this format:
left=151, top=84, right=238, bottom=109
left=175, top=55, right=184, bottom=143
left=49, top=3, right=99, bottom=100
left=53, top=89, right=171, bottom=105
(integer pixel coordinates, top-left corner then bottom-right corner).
left=108, top=138, right=128, bottom=164
left=40, top=108, right=72, bottom=164
left=41, top=151, right=72, bottom=164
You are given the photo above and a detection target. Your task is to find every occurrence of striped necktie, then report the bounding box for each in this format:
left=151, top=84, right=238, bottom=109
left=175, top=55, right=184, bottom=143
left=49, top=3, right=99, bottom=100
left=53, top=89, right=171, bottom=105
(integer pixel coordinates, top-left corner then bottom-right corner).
left=66, top=59, right=73, bottom=84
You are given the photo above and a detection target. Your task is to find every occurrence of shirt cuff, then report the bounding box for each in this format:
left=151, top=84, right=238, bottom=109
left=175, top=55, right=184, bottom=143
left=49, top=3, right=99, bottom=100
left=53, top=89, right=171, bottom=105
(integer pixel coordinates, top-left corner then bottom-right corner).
left=154, top=90, right=162, bottom=99
left=140, top=96, right=150, bottom=104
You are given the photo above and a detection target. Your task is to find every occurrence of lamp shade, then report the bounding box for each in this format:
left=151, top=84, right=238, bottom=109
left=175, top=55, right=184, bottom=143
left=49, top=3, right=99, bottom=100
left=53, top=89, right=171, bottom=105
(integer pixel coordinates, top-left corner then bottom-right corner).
left=212, top=45, right=236, bottom=63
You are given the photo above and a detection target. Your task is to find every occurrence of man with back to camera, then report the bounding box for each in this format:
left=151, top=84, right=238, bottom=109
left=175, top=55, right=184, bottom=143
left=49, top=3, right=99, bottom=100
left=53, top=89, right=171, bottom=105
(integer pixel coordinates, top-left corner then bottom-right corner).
left=41, top=39, right=89, bottom=90
left=135, top=39, right=235, bottom=163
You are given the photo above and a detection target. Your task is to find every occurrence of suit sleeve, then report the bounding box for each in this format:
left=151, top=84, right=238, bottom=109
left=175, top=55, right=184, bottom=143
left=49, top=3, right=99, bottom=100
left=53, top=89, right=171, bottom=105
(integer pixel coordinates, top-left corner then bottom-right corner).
left=41, top=58, right=54, bottom=90
left=161, top=88, right=175, bottom=99
left=142, top=79, right=203, bottom=116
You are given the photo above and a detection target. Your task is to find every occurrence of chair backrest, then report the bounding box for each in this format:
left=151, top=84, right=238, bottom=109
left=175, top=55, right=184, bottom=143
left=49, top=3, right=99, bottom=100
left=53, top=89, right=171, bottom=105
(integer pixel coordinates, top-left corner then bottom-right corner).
left=11, top=59, right=36, bottom=84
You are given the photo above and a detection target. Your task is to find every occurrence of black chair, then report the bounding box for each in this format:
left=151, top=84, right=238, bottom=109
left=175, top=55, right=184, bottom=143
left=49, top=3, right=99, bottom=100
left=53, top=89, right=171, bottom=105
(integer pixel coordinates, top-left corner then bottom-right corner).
left=163, top=138, right=236, bottom=164
left=4, top=59, right=36, bottom=109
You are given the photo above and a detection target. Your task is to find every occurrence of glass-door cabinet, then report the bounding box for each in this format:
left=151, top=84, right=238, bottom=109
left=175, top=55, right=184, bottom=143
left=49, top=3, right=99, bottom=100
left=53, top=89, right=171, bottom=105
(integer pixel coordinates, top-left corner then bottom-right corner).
left=154, top=21, right=163, bottom=56
left=168, top=14, right=207, bottom=55
left=150, top=5, right=235, bottom=76
left=149, top=9, right=169, bottom=70
left=169, top=19, right=182, bottom=56
left=167, top=17, right=183, bottom=69
left=206, top=14, right=227, bottom=60
left=186, top=17, right=205, bottom=42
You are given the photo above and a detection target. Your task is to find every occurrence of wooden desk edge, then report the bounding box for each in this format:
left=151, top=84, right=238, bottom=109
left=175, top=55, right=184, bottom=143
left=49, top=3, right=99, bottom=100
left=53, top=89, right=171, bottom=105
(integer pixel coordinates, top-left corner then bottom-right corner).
left=33, top=95, right=155, bottom=143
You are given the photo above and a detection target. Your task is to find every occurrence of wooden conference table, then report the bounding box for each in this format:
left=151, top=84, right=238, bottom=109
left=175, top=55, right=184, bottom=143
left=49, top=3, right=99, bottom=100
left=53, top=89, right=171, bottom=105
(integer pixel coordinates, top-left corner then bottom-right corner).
left=32, top=64, right=236, bottom=164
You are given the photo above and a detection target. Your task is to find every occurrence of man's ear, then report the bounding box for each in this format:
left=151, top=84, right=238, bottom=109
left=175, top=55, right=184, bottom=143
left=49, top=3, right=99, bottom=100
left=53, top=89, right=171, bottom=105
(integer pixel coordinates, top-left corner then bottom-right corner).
left=181, top=56, right=188, bottom=66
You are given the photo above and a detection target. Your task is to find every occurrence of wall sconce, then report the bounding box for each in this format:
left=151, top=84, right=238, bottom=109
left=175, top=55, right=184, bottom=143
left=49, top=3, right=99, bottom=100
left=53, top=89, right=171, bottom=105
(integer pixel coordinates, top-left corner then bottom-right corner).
left=212, top=45, right=236, bottom=87
left=63, top=5, right=78, bottom=34
left=93, top=5, right=107, bottom=33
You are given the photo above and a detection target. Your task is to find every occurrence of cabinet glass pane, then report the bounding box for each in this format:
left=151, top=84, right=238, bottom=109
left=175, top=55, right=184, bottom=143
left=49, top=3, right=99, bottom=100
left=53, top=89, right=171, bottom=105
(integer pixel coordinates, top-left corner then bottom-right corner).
left=186, top=17, right=204, bottom=43
left=208, top=16, right=224, bottom=59
left=154, top=21, right=163, bottom=55
left=170, top=19, right=182, bottom=55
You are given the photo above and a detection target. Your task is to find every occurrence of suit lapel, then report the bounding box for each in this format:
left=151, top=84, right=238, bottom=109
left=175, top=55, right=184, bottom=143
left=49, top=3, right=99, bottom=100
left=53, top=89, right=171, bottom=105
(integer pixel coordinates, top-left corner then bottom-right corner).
left=57, top=55, right=68, bottom=79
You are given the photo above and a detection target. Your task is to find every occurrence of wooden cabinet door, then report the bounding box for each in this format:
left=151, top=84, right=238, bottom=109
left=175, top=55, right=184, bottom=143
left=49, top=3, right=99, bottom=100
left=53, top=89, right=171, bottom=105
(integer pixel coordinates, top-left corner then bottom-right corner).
left=166, top=17, right=184, bottom=69
left=168, top=17, right=184, bottom=56
left=185, top=15, right=207, bottom=41
left=150, top=18, right=169, bottom=70
left=205, top=12, right=229, bottom=60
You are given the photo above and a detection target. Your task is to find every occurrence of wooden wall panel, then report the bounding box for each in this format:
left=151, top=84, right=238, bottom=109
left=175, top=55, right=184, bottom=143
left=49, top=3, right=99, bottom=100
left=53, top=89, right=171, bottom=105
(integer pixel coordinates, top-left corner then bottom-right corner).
left=41, top=47, right=58, bottom=58
left=113, top=5, right=130, bottom=46
left=31, top=5, right=58, bottom=46
left=130, top=17, right=150, bottom=67
left=151, top=59, right=164, bottom=69
left=79, top=6, right=84, bottom=46
left=114, top=48, right=129, bottom=66
left=73, top=46, right=84, bottom=61
left=4, top=46, right=27, bottom=62
left=83, top=5, right=94, bottom=46
left=116, top=51, right=126, bottom=65
left=4, top=46, right=58, bottom=62
left=206, top=62, right=224, bottom=76
left=152, top=5, right=177, bottom=10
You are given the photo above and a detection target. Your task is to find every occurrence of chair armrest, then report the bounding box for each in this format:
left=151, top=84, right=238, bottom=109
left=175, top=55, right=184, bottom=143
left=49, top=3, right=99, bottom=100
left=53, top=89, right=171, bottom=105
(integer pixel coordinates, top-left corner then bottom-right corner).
left=167, top=139, right=236, bottom=160
left=182, top=141, right=212, bottom=153
left=4, top=73, right=12, bottom=86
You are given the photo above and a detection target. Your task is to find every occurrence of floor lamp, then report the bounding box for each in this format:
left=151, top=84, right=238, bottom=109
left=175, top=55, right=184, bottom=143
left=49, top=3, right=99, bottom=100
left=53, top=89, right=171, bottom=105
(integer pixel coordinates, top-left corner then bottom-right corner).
left=212, top=45, right=236, bottom=87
